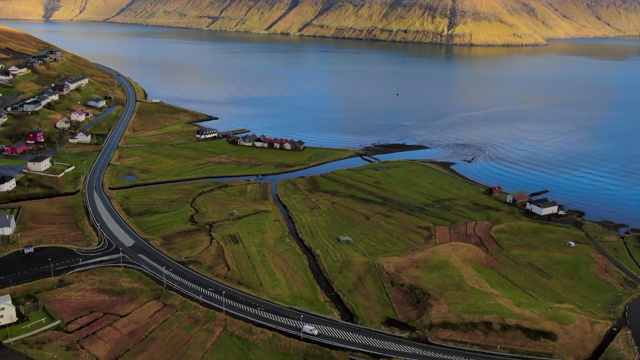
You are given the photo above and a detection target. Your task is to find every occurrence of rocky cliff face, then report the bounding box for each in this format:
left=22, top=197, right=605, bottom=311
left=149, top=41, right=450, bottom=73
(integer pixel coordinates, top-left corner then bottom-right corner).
left=2, top=0, right=640, bottom=45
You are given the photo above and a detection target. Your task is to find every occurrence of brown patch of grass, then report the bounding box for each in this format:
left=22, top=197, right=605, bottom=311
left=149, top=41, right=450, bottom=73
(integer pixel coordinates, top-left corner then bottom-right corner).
left=435, top=225, right=450, bottom=245
left=173, top=323, right=223, bottom=359
left=205, top=154, right=266, bottom=165
left=43, top=288, right=145, bottom=322
left=65, top=312, right=104, bottom=332
left=68, top=314, right=120, bottom=342
left=79, top=335, right=112, bottom=359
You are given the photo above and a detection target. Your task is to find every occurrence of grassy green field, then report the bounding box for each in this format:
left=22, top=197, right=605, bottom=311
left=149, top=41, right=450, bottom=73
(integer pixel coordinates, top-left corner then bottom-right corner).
left=120, top=101, right=210, bottom=146
left=277, top=160, right=638, bottom=358
left=113, top=180, right=336, bottom=316
left=106, top=140, right=355, bottom=187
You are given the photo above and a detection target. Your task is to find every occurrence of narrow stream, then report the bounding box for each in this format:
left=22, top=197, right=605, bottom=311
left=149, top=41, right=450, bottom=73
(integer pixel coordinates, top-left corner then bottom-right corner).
left=269, top=181, right=355, bottom=322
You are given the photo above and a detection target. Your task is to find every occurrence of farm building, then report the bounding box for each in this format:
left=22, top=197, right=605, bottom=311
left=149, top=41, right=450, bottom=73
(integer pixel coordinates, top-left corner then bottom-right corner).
left=0, top=214, right=16, bottom=235
left=528, top=200, right=559, bottom=216
left=506, top=191, right=529, bottom=204
left=338, top=235, right=354, bottom=243
left=87, top=98, right=106, bottom=108
left=27, top=156, right=52, bottom=172
left=195, top=128, right=218, bottom=139
left=0, top=294, right=18, bottom=326
left=0, top=175, right=16, bottom=192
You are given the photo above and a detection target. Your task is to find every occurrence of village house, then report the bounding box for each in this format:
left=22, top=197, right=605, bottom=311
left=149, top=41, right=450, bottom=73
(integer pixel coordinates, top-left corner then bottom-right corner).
left=3, top=142, right=27, bottom=155
left=0, top=175, right=16, bottom=192
left=238, top=134, right=258, bottom=146
left=55, top=117, right=70, bottom=129
left=70, top=109, right=86, bottom=122
left=195, top=128, right=218, bottom=139
left=53, top=82, right=71, bottom=95
left=0, top=214, right=16, bottom=235
left=86, top=98, right=106, bottom=108
left=66, top=76, right=89, bottom=90
left=7, top=64, right=28, bottom=77
left=0, top=109, right=7, bottom=124
left=506, top=190, right=529, bottom=204
left=26, top=130, right=45, bottom=148
left=27, top=155, right=52, bottom=172
left=253, top=135, right=268, bottom=148
left=0, top=70, right=12, bottom=80
left=0, top=294, right=18, bottom=326
left=29, top=49, right=62, bottom=64
left=12, top=97, right=45, bottom=112
left=37, top=92, right=59, bottom=106
left=69, top=131, right=91, bottom=144
left=527, top=199, right=559, bottom=216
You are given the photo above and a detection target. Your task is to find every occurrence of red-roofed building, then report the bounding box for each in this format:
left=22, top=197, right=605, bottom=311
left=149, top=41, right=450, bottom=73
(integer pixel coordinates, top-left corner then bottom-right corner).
left=26, top=130, right=45, bottom=144
left=70, top=109, right=86, bottom=122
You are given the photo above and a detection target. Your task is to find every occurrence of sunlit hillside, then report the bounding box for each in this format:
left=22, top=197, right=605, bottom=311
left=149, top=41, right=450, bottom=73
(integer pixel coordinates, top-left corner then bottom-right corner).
left=1, top=0, right=639, bottom=45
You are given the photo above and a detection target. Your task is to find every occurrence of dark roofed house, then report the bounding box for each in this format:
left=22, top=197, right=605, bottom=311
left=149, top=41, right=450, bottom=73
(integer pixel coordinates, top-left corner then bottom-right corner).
left=529, top=201, right=559, bottom=216
left=0, top=174, right=16, bottom=192
left=294, top=140, right=306, bottom=151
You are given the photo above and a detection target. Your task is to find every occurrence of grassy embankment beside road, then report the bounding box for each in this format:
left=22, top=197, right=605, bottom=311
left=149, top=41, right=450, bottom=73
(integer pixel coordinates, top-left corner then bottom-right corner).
left=1, top=268, right=345, bottom=359
left=277, top=161, right=639, bottom=359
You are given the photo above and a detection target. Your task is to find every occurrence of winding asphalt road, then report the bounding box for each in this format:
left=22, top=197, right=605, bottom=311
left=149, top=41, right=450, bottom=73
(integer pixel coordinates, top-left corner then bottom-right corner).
left=2, top=66, right=550, bottom=360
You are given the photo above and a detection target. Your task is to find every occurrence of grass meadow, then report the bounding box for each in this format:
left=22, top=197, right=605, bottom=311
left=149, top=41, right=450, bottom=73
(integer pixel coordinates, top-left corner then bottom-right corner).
left=106, top=140, right=355, bottom=187
left=112, top=180, right=336, bottom=316
left=278, top=161, right=638, bottom=359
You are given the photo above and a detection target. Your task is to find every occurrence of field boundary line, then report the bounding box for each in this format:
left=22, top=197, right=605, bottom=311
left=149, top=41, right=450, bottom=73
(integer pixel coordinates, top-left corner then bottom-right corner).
left=3, top=320, right=61, bottom=343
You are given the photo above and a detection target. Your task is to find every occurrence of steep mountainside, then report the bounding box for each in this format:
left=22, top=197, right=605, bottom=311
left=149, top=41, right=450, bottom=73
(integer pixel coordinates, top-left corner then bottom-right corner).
left=2, top=0, right=640, bottom=45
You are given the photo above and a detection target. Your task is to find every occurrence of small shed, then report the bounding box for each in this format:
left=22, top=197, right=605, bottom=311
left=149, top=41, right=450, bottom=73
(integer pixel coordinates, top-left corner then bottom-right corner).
left=87, top=98, right=106, bottom=108
left=506, top=191, right=528, bottom=204
left=56, top=117, right=70, bottom=129
left=338, top=235, right=354, bottom=243
left=0, top=214, right=16, bottom=235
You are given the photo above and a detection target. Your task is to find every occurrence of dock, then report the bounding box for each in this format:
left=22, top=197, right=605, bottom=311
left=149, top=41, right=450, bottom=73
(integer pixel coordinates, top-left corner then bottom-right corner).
left=219, top=128, right=250, bottom=137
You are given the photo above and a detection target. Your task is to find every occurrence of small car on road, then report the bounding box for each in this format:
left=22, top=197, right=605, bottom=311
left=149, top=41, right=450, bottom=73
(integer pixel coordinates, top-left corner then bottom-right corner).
left=302, top=324, right=318, bottom=335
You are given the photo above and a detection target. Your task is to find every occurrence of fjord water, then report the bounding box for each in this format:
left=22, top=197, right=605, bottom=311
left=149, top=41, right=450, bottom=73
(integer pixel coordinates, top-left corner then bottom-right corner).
left=4, top=21, right=639, bottom=227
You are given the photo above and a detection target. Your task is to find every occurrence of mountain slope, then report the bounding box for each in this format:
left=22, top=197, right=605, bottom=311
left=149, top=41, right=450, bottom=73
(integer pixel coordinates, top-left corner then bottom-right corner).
left=2, top=0, right=640, bottom=45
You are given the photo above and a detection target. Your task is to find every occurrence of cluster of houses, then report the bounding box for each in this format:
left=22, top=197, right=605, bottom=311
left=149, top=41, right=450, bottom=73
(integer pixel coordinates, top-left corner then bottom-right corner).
left=0, top=49, right=62, bottom=81
left=10, top=76, right=89, bottom=113
left=232, top=134, right=306, bottom=151
left=504, top=189, right=565, bottom=217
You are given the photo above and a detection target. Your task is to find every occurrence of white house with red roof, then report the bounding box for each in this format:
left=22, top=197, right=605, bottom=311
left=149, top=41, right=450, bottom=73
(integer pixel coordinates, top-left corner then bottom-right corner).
left=70, top=109, right=86, bottom=122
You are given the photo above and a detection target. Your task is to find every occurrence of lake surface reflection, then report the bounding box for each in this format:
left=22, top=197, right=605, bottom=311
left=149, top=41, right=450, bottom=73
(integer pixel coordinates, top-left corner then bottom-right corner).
left=3, top=21, right=638, bottom=227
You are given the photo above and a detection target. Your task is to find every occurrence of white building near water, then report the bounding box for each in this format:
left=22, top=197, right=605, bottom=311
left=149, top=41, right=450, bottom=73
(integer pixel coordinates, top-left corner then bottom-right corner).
left=0, top=294, right=18, bottom=326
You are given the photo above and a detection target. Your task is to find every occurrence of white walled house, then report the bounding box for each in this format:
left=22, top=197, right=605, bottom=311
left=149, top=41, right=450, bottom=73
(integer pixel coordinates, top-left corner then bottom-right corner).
left=0, top=175, right=16, bottom=192
left=69, top=131, right=91, bottom=144
left=0, top=294, right=18, bottom=326
left=87, top=98, right=106, bottom=108
left=70, top=109, right=86, bottom=122
left=528, top=200, right=559, bottom=216
left=55, top=117, right=70, bottom=129
left=27, top=156, right=52, bottom=172
left=0, top=214, right=16, bottom=235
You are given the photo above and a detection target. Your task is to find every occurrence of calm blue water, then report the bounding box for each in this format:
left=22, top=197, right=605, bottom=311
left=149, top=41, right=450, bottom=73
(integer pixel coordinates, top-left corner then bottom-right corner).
left=3, top=21, right=639, bottom=227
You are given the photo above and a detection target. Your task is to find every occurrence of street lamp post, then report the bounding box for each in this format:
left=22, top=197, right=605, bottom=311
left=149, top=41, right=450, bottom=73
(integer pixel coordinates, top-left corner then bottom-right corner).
left=162, top=267, right=166, bottom=289
left=300, top=315, right=304, bottom=340
left=48, top=258, right=53, bottom=278
left=119, top=248, right=123, bottom=268
left=222, top=291, right=226, bottom=315
left=17, top=233, right=21, bottom=250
